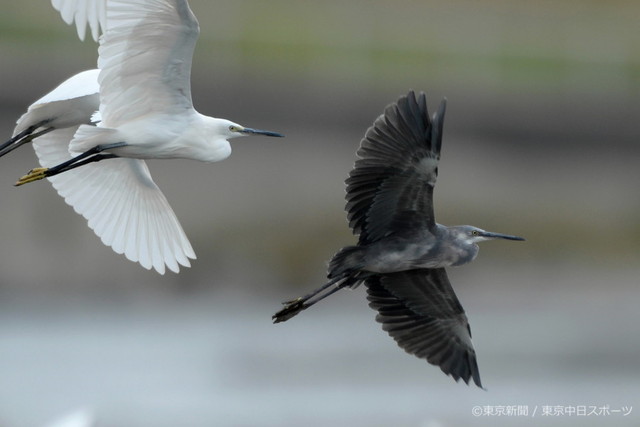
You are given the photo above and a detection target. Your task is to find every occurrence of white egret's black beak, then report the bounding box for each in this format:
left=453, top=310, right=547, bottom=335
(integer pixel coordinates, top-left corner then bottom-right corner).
left=240, top=127, right=284, bottom=137
left=480, top=231, right=525, bottom=241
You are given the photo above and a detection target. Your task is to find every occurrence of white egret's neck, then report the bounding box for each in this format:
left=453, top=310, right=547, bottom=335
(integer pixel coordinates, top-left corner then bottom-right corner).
left=174, top=113, right=282, bottom=162
left=176, top=114, right=235, bottom=163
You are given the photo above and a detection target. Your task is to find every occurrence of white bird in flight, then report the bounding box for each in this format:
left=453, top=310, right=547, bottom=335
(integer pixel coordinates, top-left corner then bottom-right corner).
left=2, top=0, right=283, bottom=274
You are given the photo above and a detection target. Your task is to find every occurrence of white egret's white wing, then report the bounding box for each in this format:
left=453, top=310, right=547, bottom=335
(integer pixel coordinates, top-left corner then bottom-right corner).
left=14, top=70, right=100, bottom=136
left=32, top=126, right=196, bottom=274
left=97, top=0, right=199, bottom=126
left=51, top=0, right=107, bottom=42
left=31, top=69, right=100, bottom=106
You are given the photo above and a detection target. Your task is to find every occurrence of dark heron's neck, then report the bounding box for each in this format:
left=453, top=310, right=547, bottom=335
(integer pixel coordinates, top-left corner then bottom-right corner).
left=436, top=224, right=480, bottom=266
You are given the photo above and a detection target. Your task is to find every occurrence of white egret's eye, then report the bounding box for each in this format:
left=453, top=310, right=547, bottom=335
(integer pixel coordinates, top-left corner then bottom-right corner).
left=229, top=125, right=237, bottom=132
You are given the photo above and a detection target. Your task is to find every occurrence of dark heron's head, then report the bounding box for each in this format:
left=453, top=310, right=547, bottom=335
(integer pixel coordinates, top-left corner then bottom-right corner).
left=446, top=225, right=525, bottom=266
left=452, top=225, right=525, bottom=244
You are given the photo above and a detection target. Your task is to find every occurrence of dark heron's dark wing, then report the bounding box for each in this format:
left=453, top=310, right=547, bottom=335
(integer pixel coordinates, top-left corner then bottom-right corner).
left=345, top=91, right=446, bottom=245
left=365, top=268, right=482, bottom=388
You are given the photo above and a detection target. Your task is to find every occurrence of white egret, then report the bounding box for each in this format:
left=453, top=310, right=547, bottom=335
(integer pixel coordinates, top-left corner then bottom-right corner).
left=3, top=0, right=283, bottom=274
left=1, top=69, right=100, bottom=158
left=0, top=1, right=104, bottom=159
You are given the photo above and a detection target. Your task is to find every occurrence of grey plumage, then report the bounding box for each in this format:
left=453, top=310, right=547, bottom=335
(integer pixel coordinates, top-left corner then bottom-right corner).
left=273, top=91, right=524, bottom=388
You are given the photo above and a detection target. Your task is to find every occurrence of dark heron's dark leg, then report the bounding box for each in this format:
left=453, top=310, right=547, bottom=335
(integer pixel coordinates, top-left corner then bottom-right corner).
left=14, top=142, right=126, bottom=186
left=272, top=273, right=365, bottom=323
left=273, top=278, right=342, bottom=323
left=0, top=122, right=53, bottom=157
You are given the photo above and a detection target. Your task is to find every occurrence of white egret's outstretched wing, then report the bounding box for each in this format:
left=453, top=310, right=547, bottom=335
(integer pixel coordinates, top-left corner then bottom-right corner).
left=51, top=0, right=107, bottom=42
left=33, top=126, right=196, bottom=274
left=366, top=269, right=482, bottom=388
left=345, top=91, right=446, bottom=245
left=13, top=69, right=100, bottom=137
left=97, top=0, right=199, bottom=126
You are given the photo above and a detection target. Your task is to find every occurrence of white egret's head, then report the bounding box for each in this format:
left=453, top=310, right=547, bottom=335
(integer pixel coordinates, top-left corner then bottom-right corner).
left=219, top=119, right=283, bottom=140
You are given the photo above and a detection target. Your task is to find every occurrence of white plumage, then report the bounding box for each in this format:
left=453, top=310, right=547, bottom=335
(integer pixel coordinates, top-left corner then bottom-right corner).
left=51, top=0, right=106, bottom=42
left=13, top=69, right=100, bottom=137
left=3, top=0, right=283, bottom=274
left=32, top=125, right=195, bottom=274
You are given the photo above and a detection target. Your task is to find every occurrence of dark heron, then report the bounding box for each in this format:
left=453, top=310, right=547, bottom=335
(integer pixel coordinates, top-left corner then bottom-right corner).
left=273, top=91, right=524, bottom=388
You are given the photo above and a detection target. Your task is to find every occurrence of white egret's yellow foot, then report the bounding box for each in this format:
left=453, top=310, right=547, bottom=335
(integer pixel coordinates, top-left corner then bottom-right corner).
left=15, top=167, right=49, bottom=186
left=272, top=298, right=307, bottom=323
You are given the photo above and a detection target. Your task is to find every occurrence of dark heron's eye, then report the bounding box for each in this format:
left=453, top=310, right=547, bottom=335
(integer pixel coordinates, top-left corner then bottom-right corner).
left=471, top=230, right=480, bottom=236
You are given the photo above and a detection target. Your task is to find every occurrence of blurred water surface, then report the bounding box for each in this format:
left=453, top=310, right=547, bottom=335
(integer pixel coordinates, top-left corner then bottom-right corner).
left=1, top=264, right=639, bottom=427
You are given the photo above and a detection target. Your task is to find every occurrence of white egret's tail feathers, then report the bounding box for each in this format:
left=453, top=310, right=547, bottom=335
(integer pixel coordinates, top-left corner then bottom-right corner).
left=69, top=124, right=120, bottom=154
left=91, top=111, right=101, bottom=124
left=33, top=126, right=195, bottom=274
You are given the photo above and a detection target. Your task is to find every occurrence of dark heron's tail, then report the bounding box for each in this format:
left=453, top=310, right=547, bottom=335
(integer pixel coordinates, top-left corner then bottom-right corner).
left=327, top=245, right=366, bottom=283
left=272, top=246, right=367, bottom=323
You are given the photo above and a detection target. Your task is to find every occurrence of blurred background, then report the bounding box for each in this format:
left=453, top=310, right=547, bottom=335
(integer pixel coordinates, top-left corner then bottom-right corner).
left=0, top=1, right=638, bottom=426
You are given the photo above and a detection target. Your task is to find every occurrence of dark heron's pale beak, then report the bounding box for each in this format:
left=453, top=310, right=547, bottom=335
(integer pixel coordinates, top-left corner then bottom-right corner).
left=480, top=231, right=525, bottom=241
left=240, top=127, right=284, bottom=137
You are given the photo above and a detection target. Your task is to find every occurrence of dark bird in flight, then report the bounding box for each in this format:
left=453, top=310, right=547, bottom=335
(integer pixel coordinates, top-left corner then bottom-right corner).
left=273, top=91, right=524, bottom=388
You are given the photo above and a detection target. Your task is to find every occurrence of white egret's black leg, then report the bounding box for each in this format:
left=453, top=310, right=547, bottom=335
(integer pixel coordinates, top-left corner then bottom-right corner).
left=0, top=123, right=43, bottom=151
left=0, top=121, right=52, bottom=157
left=15, top=142, right=126, bottom=186
left=273, top=275, right=357, bottom=323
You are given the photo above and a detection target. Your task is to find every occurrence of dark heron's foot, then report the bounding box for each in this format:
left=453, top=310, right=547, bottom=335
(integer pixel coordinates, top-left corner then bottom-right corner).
left=15, top=167, right=49, bottom=186
left=272, top=297, right=308, bottom=323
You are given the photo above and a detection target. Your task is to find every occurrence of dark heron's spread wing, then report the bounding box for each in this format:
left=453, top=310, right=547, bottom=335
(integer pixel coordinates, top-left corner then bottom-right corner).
left=366, top=269, right=482, bottom=388
left=345, top=91, right=446, bottom=245
left=345, top=92, right=481, bottom=387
